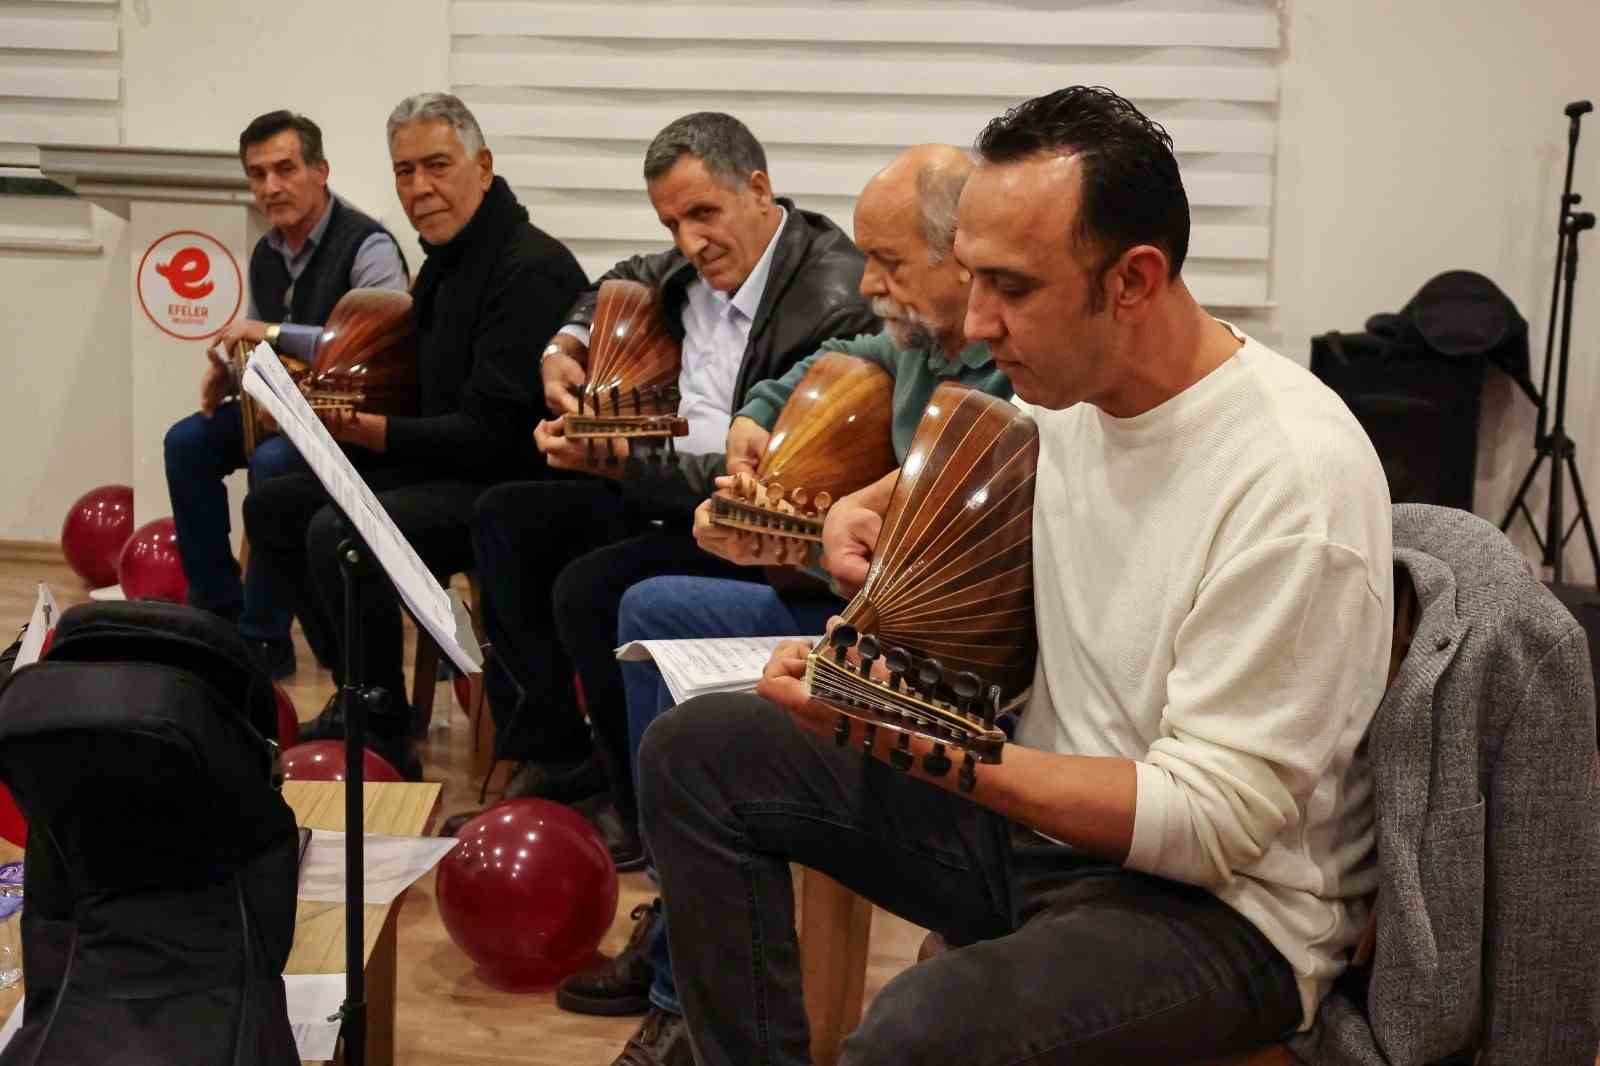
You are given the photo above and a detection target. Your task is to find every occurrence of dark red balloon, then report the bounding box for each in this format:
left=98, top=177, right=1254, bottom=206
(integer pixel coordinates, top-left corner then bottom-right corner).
left=117, top=517, right=188, bottom=603
left=280, top=739, right=404, bottom=783
left=436, top=798, right=619, bottom=990
left=274, top=684, right=299, bottom=750
left=60, top=484, right=133, bottom=589
left=0, top=783, right=26, bottom=848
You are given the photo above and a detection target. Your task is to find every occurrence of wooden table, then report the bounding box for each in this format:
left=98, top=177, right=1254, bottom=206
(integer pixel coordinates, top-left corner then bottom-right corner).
left=285, top=780, right=442, bottom=1066
left=0, top=781, right=441, bottom=1066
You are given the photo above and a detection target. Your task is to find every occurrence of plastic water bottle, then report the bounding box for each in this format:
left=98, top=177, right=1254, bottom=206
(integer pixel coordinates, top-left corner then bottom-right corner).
left=0, top=861, right=23, bottom=989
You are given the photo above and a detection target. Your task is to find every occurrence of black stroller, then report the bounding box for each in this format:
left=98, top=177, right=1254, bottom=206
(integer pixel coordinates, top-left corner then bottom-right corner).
left=0, top=600, right=299, bottom=1065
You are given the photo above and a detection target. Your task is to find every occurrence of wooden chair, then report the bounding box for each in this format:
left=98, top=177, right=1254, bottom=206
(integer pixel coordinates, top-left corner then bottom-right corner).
left=409, top=572, right=501, bottom=782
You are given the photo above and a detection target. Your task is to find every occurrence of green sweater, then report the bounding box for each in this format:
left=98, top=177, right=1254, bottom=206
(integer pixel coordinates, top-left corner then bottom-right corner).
left=736, top=331, right=1013, bottom=462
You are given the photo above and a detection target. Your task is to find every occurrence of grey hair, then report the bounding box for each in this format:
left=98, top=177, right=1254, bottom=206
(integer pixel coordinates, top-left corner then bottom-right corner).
left=642, top=112, right=768, bottom=188
left=916, top=161, right=968, bottom=262
left=386, top=92, right=486, bottom=155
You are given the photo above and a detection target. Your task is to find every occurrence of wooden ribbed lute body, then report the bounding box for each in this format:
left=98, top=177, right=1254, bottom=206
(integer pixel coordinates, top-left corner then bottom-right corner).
left=567, top=279, right=688, bottom=462
left=300, top=288, right=419, bottom=418
left=803, top=382, right=1038, bottom=790
left=709, top=352, right=896, bottom=548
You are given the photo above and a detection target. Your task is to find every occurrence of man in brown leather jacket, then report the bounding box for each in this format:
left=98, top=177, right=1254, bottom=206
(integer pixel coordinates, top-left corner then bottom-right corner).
left=457, top=112, right=877, bottom=859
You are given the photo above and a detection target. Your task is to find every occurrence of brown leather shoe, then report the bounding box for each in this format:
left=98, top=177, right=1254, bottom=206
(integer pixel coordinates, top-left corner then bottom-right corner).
left=611, top=1007, right=694, bottom=1066
left=556, top=899, right=659, bottom=1016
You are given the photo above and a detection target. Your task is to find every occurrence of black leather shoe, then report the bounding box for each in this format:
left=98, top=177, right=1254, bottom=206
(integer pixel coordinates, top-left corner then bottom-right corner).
left=502, top=753, right=608, bottom=805
left=556, top=899, right=659, bottom=1016
left=249, top=639, right=296, bottom=681
left=295, top=693, right=344, bottom=743
left=572, top=793, right=646, bottom=872
left=611, top=1007, right=694, bottom=1066
left=293, top=693, right=422, bottom=782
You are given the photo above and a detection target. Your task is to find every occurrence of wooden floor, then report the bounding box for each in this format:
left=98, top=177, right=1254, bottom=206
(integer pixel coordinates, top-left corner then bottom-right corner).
left=0, top=548, right=926, bottom=1065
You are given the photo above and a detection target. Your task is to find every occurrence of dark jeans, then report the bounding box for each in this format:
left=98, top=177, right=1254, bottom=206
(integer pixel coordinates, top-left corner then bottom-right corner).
left=639, top=695, right=1304, bottom=1066
left=617, top=575, right=843, bottom=1014
left=472, top=478, right=754, bottom=818
left=164, top=402, right=306, bottom=644
left=242, top=468, right=482, bottom=727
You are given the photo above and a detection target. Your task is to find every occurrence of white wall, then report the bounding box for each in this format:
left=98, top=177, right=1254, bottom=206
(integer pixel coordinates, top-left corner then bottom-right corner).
left=5, top=0, right=1600, bottom=589
left=1272, top=0, right=1600, bottom=583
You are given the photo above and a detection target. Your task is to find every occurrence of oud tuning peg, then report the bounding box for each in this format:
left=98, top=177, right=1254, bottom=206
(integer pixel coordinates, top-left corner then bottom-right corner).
left=766, top=482, right=785, bottom=506
left=952, top=671, right=981, bottom=718
left=984, top=684, right=1002, bottom=729
left=861, top=722, right=877, bottom=751
left=830, top=624, right=859, bottom=665
left=882, top=645, right=911, bottom=692
left=834, top=714, right=851, bottom=746
left=790, top=488, right=809, bottom=511
left=610, top=384, right=621, bottom=414
left=916, top=658, right=944, bottom=700
left=813, top=491, right=833, bottom=513
left=958, top=753, right=979, bottom=793
left=922, top=742, right=952, bottom=777
left=856, top=634, right=879, bottom=679
left=889, top=731, right=914, bottom=772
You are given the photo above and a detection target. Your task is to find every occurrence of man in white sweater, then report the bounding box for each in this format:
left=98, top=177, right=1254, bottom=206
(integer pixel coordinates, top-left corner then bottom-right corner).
left=636, top=86, right=1392, bottom=1066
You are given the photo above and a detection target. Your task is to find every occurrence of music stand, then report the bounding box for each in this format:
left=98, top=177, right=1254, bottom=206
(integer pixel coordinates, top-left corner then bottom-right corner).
left=238, top=346, right=480, bottom=1066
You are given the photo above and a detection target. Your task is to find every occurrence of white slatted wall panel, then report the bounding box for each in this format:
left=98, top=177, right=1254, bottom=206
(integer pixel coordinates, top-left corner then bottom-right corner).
left=0, top=0, right=121, bottom=148
left=450, top=0, right=1281, bottom=309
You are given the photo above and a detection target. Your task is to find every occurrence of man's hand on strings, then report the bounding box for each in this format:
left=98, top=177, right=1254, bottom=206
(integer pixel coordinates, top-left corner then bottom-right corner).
left=755, top=639, right=838, bottom=738
left=318, top=407, right=387, bottom=452
left=536, top=415, right=627, bottom=478
left=199, top=346, right=233, bottom=417
left=541, top=335, right=587, bottom=415
left=724, top=416, right=771, bottom=477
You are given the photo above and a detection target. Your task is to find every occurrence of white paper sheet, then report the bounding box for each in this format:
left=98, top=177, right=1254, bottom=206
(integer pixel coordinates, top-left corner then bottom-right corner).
left=240, top=344, right=481, bottom=674
left=14, top=583, right=58, bottom=669
left=284, top=972, right=346, bottom=1061
left=615, top=635, right=819, bottom=705
left=297, top=829, right=459, bottom=906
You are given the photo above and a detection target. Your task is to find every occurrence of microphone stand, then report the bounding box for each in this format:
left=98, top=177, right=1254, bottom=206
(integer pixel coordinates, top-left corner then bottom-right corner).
left=333, top=537, right=378, bottom=1066
left=1501, top=101, right=1600, bottom=583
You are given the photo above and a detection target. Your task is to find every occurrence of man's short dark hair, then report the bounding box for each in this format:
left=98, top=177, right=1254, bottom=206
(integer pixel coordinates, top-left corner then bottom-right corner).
left=642, top=112, right=767, bottom=188
left=238, top=110, right=325, bottom=168
left=974, top=87, right=1189, bottom=287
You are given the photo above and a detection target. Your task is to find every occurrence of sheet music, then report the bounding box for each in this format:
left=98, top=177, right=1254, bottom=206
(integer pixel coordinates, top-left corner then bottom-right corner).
left=615, top=635, right=817, bottom=705
left=14, top=583, right=57, bottom=669
left=241, top=344, right=480, bottom=674
left=296, top=830, right=459, bottom=906
left=283, top=973, right=345, bottom=1061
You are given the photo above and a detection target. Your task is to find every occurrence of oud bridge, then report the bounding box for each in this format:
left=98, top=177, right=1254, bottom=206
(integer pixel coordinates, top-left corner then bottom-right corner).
left=804, top=624, right=1006, bottom=793
left=565, top=383, right=688, bottom=466
left=708, top=474, right=832, bottom=545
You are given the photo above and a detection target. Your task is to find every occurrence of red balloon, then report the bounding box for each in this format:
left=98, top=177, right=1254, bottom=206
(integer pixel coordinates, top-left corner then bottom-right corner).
left=436, top=798, right=619, bottom=990
left=60, top=484, right=133, bottom=589
left=117, top=517, right=188, bottom=603
left=0, top=783, right=26, bottom=848
left=280, top=740, right=404, bottom=783
left=274, top=684, right=299, bottom=750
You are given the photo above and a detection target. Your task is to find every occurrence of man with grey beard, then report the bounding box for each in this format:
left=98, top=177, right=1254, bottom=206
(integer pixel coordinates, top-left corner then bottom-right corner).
left=551, top=144, right=1015, bottom=1066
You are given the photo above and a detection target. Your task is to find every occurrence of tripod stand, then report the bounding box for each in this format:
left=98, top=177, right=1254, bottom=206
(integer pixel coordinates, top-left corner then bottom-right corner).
left=1501, top=101, right=1600, bottom=584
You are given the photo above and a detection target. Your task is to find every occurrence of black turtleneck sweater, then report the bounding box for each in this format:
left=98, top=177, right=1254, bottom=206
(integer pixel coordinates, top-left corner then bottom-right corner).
left=385, top=176, right=587, bottom=480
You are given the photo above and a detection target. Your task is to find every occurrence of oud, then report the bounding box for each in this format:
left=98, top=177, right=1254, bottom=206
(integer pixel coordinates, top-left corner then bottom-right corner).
left=803, top=382, right=1039, bottom=791
left=708, top=352, right=896, bottom=556
left=565, top=279, right=689, bottom=464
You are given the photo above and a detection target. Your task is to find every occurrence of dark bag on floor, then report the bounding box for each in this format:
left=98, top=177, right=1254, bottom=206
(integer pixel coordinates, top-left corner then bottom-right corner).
left=0, top=601, right=299, bottom=1066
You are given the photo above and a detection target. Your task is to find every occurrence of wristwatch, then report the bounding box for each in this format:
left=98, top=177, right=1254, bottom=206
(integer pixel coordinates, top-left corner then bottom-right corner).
left=540, top=341, right=567, bottom=364
left=265, top=324, right=281, bottom=345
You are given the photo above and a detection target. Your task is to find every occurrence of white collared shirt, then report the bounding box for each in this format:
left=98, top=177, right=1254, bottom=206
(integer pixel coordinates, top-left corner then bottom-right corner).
left=564, top=208, right=787, bottom=456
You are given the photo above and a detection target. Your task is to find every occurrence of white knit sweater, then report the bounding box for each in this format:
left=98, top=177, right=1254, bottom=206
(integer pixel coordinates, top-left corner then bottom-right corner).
left=1013, top=326, right=1392, bottom=1025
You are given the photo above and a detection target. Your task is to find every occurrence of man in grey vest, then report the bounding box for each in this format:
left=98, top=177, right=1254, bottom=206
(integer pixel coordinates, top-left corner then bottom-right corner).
left=163, top=110, right=407, bottom=679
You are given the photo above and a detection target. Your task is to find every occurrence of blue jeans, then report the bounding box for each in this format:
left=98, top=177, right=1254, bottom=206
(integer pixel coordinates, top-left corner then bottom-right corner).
left=164, top=401, right=305, bottom=644
left=617, top=575, right=842, bottom=1016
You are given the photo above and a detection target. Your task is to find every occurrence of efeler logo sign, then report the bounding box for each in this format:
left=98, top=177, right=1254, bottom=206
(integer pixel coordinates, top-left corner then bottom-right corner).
left=136, top=230, right=242, bottom=341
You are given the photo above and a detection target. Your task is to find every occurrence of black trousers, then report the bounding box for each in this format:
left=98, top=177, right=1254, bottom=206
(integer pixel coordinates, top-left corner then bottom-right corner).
left=472, top=478, right=754, bottom=817
left=639, top=696, right=1305, bottom=1066
left=242, top=468, right=484, bottom=728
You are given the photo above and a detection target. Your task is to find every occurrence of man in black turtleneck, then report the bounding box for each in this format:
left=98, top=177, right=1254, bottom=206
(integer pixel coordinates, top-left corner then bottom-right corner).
left=242, top=92, right=587, bottom=778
